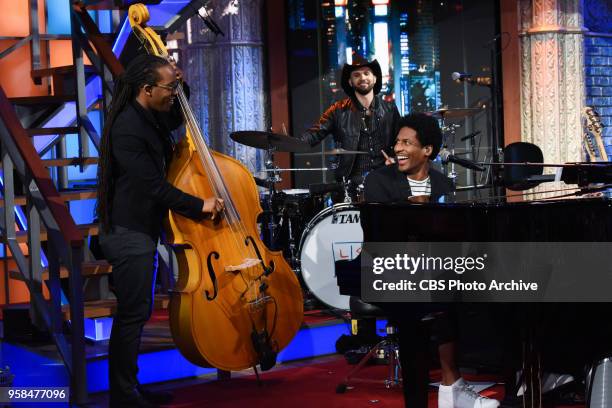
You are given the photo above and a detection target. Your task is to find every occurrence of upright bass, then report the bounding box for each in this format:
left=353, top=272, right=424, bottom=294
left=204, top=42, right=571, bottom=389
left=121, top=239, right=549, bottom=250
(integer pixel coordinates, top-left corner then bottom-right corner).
left=128, top=4, right=303, bottom=371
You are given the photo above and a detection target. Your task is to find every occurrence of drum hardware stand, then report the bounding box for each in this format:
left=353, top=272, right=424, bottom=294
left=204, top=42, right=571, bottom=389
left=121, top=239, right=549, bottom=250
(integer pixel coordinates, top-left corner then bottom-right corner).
left=462, top=128, right=482, bottom=200
left=340, top=176, right=366, bottom=204
left=356, top=181, right=365, bottom=202
left=286, top=217, right=300, bottom=269
left=440, top=122, right=462, bottom=190
left=324, top=307, right=351, bottom=322
left=283, top=215, right=319, bottom=311
left=280, top=215, right=319, bottom=311
left=263, top=145, right=282, bottom=249
left=342, top=177, right=353, bottom=203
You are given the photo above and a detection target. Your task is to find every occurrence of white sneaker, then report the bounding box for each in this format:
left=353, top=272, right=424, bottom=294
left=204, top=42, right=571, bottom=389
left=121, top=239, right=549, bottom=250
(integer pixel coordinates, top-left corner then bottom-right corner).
left=438, top=378, right=500, bottom=408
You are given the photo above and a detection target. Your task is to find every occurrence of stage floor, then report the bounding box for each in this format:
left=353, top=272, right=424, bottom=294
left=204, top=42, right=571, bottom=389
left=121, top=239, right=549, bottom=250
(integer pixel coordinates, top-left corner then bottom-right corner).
left=2, top=308, right=586, bottom=407
left=83, top=355, right=508, bottom=408
left=2, top=308, right=355, bottom=394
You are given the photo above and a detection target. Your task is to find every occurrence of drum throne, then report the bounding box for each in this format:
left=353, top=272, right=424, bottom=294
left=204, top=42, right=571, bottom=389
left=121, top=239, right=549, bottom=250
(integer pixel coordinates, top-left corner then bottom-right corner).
left=336, top=297, right=402, bottom=393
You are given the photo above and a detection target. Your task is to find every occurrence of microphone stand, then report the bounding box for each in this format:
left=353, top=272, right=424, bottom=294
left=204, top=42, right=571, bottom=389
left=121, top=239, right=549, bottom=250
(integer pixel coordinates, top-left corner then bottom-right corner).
left=488, top=32, right=504, bottom=200
left=441, top=121, right=461, bottom=193
left=479, top=162, right=612, bottom=187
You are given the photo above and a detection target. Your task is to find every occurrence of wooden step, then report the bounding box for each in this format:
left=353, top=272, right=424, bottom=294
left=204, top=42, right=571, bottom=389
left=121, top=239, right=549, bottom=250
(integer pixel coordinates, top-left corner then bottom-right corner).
left=42, top=157, right=98, bottom=167
left=63, top=299, right=116, bottom=319
left=57, top=189, right=98, bottom=201
left=1, top=298, right=116, bottom=321
left=9, top=260, right=113, bottom=282
left=38, top=222, right=99, bottom=242
left=81, top=259, right=113, bottom=276
left=4, top=223, right=99, bottom=244
left=0, top=189, right=97, bottom=207
left=9, top=95, right=76, bottom=105
left=31, top=65, right=96, bottom=79
left=26, top=126, right=79, bottom=136
left=63, top=294, right=168, bottom=320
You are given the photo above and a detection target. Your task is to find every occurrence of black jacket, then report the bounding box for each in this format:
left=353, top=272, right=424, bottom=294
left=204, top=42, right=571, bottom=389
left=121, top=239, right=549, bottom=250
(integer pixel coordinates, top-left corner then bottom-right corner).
left=299, top=95, right=400, bottom=180
left=363, top=164, right=454, bottom=203
left=108, top=101, right=204, bottom=239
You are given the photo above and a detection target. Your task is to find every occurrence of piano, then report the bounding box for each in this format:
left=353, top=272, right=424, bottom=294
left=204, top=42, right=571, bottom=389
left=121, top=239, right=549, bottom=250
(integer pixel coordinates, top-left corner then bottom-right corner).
left=360, top=198, right=611, bottom=242
left=337, top=198, right=612, bottom=296
left=336, top=197, right=612, bottom=407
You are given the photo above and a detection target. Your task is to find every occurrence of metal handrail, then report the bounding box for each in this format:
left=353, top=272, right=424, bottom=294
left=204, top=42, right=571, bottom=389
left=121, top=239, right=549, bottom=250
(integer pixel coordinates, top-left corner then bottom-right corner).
left=0, top=3, right=127, bottom=405
left=0, top=85, right=87, bottom=404
left=72, top=3, right=125, bottom=78
left=0, top=0, right=40, bottom=67
left=0, top=36, right=33, bottom=60
left=70, top=1, right=126, bottom=161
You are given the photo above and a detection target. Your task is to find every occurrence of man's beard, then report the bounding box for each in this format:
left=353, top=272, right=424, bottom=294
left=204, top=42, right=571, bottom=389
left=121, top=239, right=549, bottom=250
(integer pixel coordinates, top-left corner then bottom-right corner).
left=354, top=83, right=374, bottom=95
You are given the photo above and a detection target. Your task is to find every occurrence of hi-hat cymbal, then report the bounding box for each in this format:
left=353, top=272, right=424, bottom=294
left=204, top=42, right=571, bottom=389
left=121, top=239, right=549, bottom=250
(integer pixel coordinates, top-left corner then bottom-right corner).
left=300, top=148, right=369, bottom=156
left=426, top=107, right=482, bottom=120
left=230, top=131, right=311, bottom=153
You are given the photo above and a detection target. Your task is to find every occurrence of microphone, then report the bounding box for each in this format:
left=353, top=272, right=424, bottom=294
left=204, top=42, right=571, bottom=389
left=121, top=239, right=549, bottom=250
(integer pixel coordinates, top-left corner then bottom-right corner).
left=460, top=130, right=481, bottom=142
left=439, top=149, right=485, bottom=171
left=197, top=7, right=225, bottom=36
left=451, top=72, right=492, bottom=87
left=451, top=72, right=471, bottom=81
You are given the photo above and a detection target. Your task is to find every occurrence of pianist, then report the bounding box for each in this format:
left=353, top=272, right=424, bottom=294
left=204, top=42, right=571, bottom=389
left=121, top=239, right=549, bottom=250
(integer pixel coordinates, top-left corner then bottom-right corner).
left=363, top=113, right=499, bottom=408
left=363, top=112, right=452, bottom=203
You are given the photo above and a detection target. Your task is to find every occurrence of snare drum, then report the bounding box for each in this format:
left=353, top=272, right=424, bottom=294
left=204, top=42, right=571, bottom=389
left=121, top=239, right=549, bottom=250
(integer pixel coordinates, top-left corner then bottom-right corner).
left=298, top=203, right=363, bottom=310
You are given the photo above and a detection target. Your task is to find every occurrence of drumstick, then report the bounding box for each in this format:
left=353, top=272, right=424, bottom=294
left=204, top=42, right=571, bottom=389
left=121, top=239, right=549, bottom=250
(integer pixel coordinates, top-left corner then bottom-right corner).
left=381, top=150, right=395, bottom=164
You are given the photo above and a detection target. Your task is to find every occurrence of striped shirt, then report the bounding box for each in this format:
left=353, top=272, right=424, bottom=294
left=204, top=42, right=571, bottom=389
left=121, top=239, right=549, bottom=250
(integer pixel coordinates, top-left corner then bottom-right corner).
left=407, top=176, right=431, bottom=196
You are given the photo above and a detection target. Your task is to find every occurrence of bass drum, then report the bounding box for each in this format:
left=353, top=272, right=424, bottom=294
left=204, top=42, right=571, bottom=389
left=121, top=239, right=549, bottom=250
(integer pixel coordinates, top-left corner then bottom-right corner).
left=298, top=203, right=363, bottom=310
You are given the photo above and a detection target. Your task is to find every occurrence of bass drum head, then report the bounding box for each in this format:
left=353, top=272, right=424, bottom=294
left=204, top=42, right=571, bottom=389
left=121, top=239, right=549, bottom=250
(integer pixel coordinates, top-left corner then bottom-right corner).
left=299, top=203, right=363, bottom=310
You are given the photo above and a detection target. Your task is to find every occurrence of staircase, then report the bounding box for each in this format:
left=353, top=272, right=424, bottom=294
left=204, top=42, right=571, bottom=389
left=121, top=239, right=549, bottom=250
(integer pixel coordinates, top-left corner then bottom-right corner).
left=0, top=1, right=141, bottom=405
left=0, top=84, right=91, bottom=404
left=0, top=0, right=120, bottom=325
left=0, top=1, right=210, bottom=404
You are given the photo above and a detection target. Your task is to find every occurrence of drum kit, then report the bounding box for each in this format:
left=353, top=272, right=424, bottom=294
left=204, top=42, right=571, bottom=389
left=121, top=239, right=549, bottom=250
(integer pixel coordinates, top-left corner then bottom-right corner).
left=230, top=130, right=364, bottom=310
left=229, top=107, right=482, bottom=311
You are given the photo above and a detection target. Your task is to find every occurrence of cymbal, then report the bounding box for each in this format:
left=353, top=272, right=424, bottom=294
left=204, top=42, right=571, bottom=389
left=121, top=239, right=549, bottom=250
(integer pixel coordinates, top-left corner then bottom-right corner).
left=300, top=148, right=369, bottom=156
left=253, top=176, right=273, bottom=188
left=426, top=107, right=482, bottom=120
left=230, top=131, right=311, bottom=153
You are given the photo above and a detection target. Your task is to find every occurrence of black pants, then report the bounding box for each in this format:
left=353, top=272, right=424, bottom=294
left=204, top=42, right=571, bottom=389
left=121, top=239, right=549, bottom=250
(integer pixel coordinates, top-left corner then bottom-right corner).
left=99, top=226, right=157, bottom=401
left=397, top=317, right=430, bottom=408
left=393, top=306, right=458, bottom=408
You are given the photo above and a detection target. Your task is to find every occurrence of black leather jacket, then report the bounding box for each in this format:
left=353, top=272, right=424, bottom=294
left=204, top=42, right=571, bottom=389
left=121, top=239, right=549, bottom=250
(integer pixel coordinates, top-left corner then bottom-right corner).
left=299, top=95, right=400, bottom=180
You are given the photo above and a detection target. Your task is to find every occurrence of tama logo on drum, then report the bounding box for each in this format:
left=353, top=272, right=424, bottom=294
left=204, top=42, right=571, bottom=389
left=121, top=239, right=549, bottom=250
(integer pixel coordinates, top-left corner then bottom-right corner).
left=332, top=212, right=360, bottom=224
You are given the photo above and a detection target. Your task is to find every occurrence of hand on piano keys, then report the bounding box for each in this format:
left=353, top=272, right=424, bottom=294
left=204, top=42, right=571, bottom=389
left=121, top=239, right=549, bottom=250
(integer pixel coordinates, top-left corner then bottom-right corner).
left=407, top=195, right=430, bottom=203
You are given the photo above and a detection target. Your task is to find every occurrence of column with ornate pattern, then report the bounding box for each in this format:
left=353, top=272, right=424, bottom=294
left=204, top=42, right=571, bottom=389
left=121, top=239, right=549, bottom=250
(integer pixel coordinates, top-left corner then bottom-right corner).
left=518, top=0, right=586, bottom=166
left=181, top=0, right=266, bottom=173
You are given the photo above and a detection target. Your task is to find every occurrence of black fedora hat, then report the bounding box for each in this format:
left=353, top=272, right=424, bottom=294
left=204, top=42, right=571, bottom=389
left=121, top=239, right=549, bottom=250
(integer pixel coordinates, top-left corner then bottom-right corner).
left=340, top=55, right=383, bottom=97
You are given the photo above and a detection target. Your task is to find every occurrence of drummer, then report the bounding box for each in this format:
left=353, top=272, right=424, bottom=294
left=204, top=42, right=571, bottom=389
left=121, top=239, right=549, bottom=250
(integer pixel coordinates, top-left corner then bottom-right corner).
left=298, top=55, right=400, bottom=191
